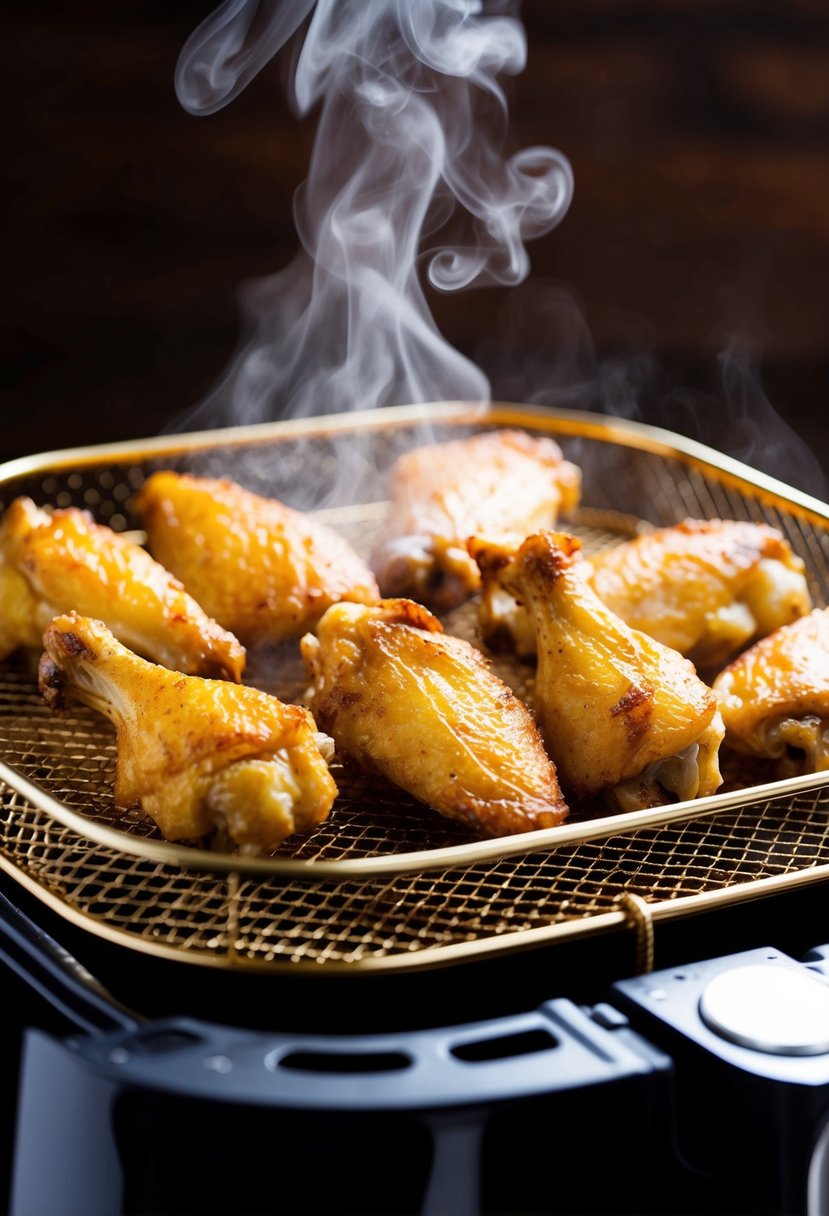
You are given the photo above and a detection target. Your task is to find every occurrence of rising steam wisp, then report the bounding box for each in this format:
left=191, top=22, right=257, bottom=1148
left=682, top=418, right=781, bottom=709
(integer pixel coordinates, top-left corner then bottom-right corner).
left=175, top=0, right=573, bottom=427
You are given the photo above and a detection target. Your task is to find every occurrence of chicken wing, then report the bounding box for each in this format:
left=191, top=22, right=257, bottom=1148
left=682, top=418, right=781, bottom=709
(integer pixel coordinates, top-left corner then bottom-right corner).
left=300, top=598, right=568, bottom=837
left=713, top=607, right=829, bottom=771
left=39, top=613, right=337, bottom=853
left=588, top=520, right=810, bottom=667
left=370, top=429, right=581, bottom=611
left=0, top=497, right=245, bottom=680
left=135, top=471, right=379, bottom=646
left=471, top=519, right=810, bottom=668
left=484, top=531, right=723, bottom=809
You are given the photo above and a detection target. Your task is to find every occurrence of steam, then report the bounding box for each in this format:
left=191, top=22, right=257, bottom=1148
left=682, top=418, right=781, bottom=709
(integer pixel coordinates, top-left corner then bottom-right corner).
left=672, top=339, right=827, bottom=499
left=481, top=284, right=827, bottom=500
left=174, top=0, right=573, bottom=426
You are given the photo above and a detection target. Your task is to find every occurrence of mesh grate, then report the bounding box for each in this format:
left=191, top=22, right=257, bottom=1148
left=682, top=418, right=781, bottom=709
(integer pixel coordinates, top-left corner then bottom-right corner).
left=2, top=405, right=829, bottom=972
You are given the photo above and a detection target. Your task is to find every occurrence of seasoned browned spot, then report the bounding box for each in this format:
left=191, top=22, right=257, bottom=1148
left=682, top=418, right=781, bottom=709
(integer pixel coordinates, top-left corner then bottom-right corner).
left=380, top=599, right=444, bottom=633
left=37, top=654, right=65, bottom=709
left=519, top=532, right=581, bottom=588
left=59, top=630, right=95, bottom=660
left=316, top=685, right=362, bottom=728
left=337, top=691, right=363, bottom=708
left=610, top=683, right=654, bottom=743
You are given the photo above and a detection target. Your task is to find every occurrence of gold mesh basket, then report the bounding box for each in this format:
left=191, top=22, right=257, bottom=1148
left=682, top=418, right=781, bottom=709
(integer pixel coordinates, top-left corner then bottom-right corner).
left=2, top=402, right=829, bottom=973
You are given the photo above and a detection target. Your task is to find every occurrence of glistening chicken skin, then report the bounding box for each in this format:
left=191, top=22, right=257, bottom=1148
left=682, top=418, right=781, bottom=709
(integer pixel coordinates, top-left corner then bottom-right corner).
left=134, top=471, right=379, bottom=646
left=588, top=519, right=811, bottom=667
left=39, top=614, right=337, bottom=853
left=0, top=497, right=245, bottom=680
left=370, top=429, right=581, bottom=611
left=470, top=519, right=811, bottom=667
left=477, top=531, right=724, bottom=810
left=301, top=599, right=568, bottom=837
left=713, top=607, right=829, bottom=771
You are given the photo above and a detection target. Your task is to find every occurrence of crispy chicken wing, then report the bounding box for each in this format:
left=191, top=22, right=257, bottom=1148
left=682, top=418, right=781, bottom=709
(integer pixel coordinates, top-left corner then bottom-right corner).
left=713, top=607, right=829, bottom=771
left=471, top=520, right=810, bottom=667
left=301, top=598, right=568, bottom=837
left=135, top=471, right=379, bottom=646
left=39, top=613, right=337, bottom=853
left=0, top=497, right=244, bottom=680
left=370, top=429, right=581, bottom=610
left=483, top=531, right=723, bottom=809
left=588, top=520, right=810, bottom=667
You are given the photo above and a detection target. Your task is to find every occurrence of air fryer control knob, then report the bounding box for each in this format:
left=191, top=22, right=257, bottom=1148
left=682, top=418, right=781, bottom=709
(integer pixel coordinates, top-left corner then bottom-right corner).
left=699, top=964, right=829, bottom=1056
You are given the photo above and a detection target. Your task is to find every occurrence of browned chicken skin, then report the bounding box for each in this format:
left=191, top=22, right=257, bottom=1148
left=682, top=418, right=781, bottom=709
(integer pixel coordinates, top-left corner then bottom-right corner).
left=301, top=598, right=568, bottom=837
left=713, top=607, right=829, bottom=771
left=471, top=519, right=810, bottom=667
left=134, top=471, right=379, bottom=646
left=39, top=613, right=337, bottom=853
left=478, top=531, right=724, bottom=808
left=370, top=429, right=581, bottom=610
left=0, top=497, right=245, bottom=680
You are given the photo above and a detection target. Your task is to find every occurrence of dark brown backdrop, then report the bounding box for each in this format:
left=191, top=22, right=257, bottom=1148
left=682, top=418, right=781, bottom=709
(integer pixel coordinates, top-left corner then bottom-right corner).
left=4, top=1, right=829, bottom=490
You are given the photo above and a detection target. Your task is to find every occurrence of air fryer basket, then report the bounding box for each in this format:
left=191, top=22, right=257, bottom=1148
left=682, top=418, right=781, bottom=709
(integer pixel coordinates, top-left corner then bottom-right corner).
left=2, top=402, right=829, bottom=973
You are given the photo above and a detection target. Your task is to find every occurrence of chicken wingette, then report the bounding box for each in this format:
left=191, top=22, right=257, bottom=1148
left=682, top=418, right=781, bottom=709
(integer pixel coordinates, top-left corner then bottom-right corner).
left=713, top=607, right=829, bottom=771
left=480, top=531, right=724, bottom=810
left=370, top=429, right=581, bottom=611
left=588, top=520, right=810, bottom=667
left=300, top=598, right=568, bottom=837
left=39, top=613, right=337, bottom=853
left=471, top=519, right=810, bottom=667
left=0, top=497, right=244, bottom=680
left=134, top=471, right=379, bottom=647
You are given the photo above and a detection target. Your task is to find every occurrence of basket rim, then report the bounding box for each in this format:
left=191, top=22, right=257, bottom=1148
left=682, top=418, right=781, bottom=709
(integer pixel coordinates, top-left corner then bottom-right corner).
left=2, top=400, right=828, bottom=524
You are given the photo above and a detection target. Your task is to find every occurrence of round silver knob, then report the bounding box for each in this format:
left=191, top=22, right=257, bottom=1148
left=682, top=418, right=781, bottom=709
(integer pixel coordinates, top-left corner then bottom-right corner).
left=699, top=964, right=829, bottom=1056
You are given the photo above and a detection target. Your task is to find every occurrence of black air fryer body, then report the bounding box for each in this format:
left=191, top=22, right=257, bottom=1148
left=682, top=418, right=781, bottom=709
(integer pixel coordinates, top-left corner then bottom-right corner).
left=5, top=873, right=829, bottom=1216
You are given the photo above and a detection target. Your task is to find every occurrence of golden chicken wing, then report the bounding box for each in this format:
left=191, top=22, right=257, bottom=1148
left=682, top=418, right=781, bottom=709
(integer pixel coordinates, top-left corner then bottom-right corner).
left=300, top=598, right=568, bottom=837
left=370, top=429, right=581, bottom=611
left=471, top=520, right=810, bottom=667
left=39, top=613, right=337, bottom=853
left=135, top=471, right=379, bottom=646
left=713, top=607, right=829, bottom=771
left=0, top=497, right=244, bottom=680
left=483, top=531, right=724, bottom=809
left=588, top=520, right=810, bottom=667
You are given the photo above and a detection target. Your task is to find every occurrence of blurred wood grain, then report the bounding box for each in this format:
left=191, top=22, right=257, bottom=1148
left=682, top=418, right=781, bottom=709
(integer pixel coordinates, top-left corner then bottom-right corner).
left=3, top=0, right=828, bottom=484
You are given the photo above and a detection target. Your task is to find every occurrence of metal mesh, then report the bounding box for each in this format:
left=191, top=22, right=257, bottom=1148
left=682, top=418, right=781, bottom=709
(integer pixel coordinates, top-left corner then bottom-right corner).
left=1, top=407, right=829, bottom=971
left=3, top=778, right=829, bottom=969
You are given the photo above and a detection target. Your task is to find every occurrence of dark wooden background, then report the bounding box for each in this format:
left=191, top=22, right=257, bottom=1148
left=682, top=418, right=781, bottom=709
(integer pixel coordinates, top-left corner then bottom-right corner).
left=4, top=0, right=829, bottom=491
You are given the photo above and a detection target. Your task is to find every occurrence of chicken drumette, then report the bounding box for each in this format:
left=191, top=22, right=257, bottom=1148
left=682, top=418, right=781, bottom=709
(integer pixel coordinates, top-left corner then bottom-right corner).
left=471, top=519, right=810, bottom=667
left=301, top=599, right=568, bottom=837
left=0, top=497, right=244, bottom=680
left=475, top=531, right=724, bottom=810
left=39, top=613, right=337, bottom=853
left=370, top=429, right=581, bottom=611
left=713, top=607, right=829, bottom=772
left=134, top=471, right=379, bottom=647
